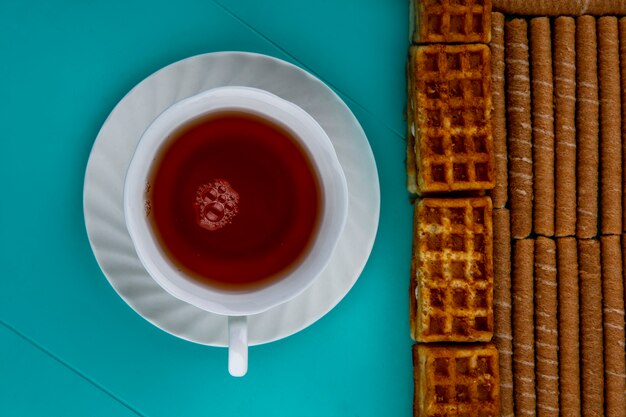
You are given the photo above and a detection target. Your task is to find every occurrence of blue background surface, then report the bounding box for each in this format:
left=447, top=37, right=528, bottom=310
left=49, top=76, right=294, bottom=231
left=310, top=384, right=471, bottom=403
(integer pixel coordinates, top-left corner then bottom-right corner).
left=0, top=1, right=412, bottom=415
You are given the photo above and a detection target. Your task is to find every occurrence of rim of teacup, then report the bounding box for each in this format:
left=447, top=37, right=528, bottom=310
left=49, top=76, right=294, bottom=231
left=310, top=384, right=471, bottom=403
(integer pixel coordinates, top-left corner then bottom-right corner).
left=123, top=86, right=348, bottom=316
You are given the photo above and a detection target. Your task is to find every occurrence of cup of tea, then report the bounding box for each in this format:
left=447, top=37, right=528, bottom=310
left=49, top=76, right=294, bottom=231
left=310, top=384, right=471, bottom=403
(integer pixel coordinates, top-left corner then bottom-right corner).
left=123, top=86, right=348, bottom=376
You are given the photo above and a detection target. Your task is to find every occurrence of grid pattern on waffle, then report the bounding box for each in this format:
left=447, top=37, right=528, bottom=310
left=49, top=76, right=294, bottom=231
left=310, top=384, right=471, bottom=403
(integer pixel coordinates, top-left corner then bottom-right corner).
left=414, top=343, right=500, bottom=417
left=413, top=0, right=492, bottom=44
left=413, top=197, right=493, bottom=342
left=408, top=44, right=494, bottom=193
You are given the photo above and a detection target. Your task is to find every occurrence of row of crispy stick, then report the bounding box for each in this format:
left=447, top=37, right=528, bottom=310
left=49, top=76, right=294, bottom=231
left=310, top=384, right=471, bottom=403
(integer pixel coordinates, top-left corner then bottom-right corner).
left=491, top=12, right=626, bottom=417
left=494, top=211, right=626, bottom=417
left=493, top=14, right=626, bottom=238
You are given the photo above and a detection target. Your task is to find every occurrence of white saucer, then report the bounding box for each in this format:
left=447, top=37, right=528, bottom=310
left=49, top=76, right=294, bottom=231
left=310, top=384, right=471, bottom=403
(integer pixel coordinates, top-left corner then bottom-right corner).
left=83, top=52, right=380, bottom=346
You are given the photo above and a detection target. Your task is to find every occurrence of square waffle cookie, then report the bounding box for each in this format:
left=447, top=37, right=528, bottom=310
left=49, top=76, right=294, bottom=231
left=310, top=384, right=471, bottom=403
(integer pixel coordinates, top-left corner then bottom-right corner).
left=413, top=343, right=500, bottom=417
left=410, top=197, right=494, bottom=342
left=410, top=0, right=492, bottom=44
left=407, top=44, right=494, bottom=194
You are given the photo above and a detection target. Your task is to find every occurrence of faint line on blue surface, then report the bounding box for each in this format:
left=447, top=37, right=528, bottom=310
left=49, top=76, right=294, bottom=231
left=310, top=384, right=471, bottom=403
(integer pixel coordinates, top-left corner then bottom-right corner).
left=0, top=319, right=145, bottom=417
left=210, top=0, right=405, bottom=141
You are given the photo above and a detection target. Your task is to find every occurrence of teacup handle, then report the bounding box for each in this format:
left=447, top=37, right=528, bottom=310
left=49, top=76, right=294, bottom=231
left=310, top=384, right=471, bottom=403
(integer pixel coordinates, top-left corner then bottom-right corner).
left=228, top=316, right=248, bottom=377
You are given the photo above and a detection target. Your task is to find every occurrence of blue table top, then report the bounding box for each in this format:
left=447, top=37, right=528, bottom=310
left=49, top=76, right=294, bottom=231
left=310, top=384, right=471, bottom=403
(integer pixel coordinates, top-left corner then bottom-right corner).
left=0, top=1, right=412, bottom=415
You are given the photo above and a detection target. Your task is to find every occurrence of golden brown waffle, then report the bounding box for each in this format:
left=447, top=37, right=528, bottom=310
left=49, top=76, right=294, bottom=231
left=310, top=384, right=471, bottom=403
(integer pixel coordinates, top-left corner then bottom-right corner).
left=407, top=44, right=494, bottom=194
left=410, top=197, right=494, bottom=342
left=411, top=0, right=492, bottom=44
left=413, top=343, right=500, bottom=417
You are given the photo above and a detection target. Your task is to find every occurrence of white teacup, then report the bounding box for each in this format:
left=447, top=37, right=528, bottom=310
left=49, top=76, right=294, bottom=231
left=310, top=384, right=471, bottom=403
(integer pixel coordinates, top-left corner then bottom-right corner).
left=124, top=86, right=348, bottom=376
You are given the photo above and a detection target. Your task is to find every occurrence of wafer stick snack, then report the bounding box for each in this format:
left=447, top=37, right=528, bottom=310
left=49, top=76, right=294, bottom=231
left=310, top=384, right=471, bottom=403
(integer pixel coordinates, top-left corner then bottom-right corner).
left=492, top=208, right=513, bottom=417
left=505, top=19, right=532, bottom=239
left=576, top=16, right=599, bottom=239
left=530, top=18, right=555, bottom=237
left=413, top=343, right=500, bottom=417
left=411, top=0, right=492, bottom=44
left=490, top=12, right=507, bottom=209
left=622, top=233, right=626, bottom=290
left=578, top=239, right=604, bottom=416
left=493, top=0, right=626, bottom=15
left=512, top=239, right=535, bottom=417
left=554, top=17, right=577, bottom=238
left=598, top=17, right=622, bottom=235
left=407, top=44, right=494, bottom=194
left=493, top=0, right=579, bottom=15
left=534, top=237, right=558, bottom=417
left=586, top=0, right=626, bottom=15
left=622, top=235, right=626, bottom=408
left=556, top=238, right=580, bottom=417
left=410, top=197, right=494, bottom=342
left=621, top=19, right=626, bottom=232
left=600, top=236, right=625, bottom=417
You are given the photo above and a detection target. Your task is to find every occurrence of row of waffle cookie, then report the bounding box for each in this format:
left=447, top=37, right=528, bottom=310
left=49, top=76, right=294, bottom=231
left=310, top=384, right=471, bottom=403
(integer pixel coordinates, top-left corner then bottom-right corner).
left=407, top=2, right=499, bottom=416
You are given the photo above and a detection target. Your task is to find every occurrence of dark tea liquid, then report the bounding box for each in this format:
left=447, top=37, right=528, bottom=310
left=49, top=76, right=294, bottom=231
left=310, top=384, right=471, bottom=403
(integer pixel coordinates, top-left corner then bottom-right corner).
left=148, top=111, right=321, bottom=291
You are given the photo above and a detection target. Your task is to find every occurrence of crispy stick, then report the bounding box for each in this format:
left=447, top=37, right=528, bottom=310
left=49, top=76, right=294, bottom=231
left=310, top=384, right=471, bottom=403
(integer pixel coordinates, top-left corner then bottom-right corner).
left=554, top=17, right=577, bottom=237
left=530, top=18, right=555, bottom=237
left=513, top=239, right=535, bottom=417
left=579, top=239, right=604, bottom=416
left=534, top=237, right=558, bottom=417
left=585, top=0, right=626, bottom=15
left=576, top=16, right=599, bottom=239
left=494, top=0, right=579, bottom=15
left=601, top=236, right=625, bottom=417
left=598, top=17, right=622, bottom=235
left=490, top=12, right=507, bottom=209
left=493, top=0, right=626, bottom=15
left=623, top=235, right=626, bottom=403
left=493, top=208, right=513, bottom=417
left=505, top=19, right=533, bottom=239
left=557, top=238, right=580, bottom=417
left=619, top=18, right=626, bottom=232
